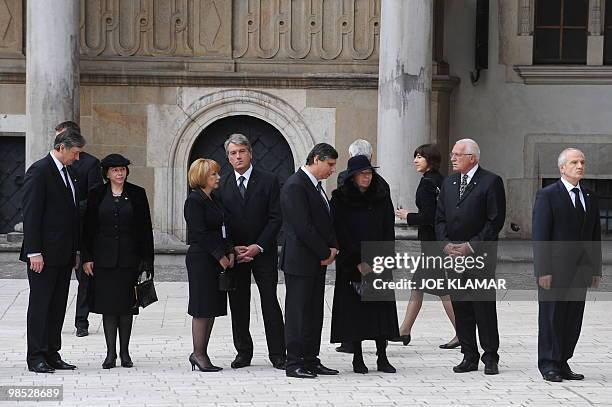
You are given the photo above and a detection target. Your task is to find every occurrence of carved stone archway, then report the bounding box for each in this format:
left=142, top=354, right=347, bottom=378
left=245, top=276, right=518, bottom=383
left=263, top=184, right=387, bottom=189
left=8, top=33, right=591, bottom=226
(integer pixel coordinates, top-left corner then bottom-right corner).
left=162, top=89, right=316, bottom=241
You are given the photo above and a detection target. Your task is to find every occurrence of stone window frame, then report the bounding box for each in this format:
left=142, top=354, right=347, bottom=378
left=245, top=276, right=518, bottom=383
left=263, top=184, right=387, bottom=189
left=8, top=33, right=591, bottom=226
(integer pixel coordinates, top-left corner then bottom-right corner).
left=514, top=0, right=612, bottom=83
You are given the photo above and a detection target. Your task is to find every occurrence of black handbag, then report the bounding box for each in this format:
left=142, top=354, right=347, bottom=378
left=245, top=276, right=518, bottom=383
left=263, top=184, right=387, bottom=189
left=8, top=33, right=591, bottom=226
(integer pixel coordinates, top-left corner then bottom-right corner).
left=134, top=270, right=158, bottom=308
left=218, top=268, right=236, bottom=292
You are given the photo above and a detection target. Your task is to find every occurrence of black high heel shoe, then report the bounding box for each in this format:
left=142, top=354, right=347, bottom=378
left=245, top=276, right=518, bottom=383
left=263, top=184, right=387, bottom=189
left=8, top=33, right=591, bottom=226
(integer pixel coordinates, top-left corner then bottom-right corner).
left=102, top=354, right=116, bottom=369
left=439, top=339, right=460, bottom=349
left=189, top=353, right=222, bottom=372
left=389, top=334, right=411, bottom=346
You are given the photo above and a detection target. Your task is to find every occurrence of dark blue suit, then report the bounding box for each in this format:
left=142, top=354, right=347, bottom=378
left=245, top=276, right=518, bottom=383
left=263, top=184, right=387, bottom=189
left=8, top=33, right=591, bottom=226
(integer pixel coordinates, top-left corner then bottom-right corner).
left=280, top=168, right=337, bottom=371
left=532, top=179, right=602, bottom=375
left=435, top=166, right=506, bottom=364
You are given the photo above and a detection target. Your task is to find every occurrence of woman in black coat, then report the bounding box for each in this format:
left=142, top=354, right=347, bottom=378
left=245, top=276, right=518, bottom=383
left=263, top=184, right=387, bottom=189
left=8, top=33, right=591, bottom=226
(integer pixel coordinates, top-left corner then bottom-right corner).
left=393, top=144, right=458, bottom=349
left=184, top=158, right=234, bottom=372
left=330, top=155, right=399, bottom=374
left=82, top=154, right=154, bottom=369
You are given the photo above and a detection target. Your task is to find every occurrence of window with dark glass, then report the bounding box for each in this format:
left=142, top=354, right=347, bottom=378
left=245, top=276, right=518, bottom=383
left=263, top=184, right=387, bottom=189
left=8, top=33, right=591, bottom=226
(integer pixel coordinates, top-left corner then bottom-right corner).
left=533, top=0, right=589, bottom=64
left=604, top=0, right=612, bottom=64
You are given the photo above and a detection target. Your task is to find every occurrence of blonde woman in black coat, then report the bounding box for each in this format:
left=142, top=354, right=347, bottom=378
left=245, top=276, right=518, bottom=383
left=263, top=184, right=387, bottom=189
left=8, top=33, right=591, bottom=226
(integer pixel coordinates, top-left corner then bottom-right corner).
left=82, top=154, right=154, bottom=369
left=184, top=158, right=234, bottom=372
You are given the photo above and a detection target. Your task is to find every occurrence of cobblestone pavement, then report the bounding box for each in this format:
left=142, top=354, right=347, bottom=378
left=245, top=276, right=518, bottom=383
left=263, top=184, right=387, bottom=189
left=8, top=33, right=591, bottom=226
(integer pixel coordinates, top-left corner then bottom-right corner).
left=1, top=279, right=611, bottom=406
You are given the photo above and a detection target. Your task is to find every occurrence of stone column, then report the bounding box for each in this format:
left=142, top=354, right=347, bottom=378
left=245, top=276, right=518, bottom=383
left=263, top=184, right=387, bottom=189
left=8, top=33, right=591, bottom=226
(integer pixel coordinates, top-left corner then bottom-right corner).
left=376, top=0, right=433, bottom=210
left=25, top=0, right=80, bottom=167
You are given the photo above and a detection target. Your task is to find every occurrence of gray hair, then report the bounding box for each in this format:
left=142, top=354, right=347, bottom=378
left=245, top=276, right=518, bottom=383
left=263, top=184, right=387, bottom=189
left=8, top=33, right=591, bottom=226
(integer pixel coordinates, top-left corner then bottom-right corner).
left=557, top=148, right=584, bottom=168
left=455, top=138, right=480, bottom=160
left=53, top=128, right=85, bottom=150
left=224, top=133, right=252, bottom=155
left=348, top=139, right=372, bottom=159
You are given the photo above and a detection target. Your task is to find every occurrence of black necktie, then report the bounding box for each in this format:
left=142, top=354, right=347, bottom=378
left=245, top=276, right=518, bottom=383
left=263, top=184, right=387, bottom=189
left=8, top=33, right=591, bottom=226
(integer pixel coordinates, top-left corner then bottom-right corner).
left=238, top=176, right=246, bottom=199
left=571, top=187, right=585, bottom=228
left=62, top=167, right=74, bottom=203
left=317, top=181, right=330, bottom=212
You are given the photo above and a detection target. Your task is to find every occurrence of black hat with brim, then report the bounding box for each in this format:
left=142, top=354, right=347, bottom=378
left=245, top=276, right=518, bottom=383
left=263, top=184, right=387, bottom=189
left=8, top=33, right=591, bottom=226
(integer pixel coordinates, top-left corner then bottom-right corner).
left=344, top=155, right=379, bottom=180
left=100, top=153, right=131, bottom=168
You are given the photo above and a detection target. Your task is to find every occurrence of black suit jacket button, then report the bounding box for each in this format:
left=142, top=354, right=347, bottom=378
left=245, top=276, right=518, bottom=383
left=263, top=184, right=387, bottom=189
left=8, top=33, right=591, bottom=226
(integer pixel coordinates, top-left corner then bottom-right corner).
left=114, top=236, right=119, bottom=240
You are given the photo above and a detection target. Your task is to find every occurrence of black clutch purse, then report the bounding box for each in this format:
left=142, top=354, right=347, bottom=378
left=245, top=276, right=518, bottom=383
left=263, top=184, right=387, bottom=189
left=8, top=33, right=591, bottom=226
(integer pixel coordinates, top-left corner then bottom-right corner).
left=218, top=268, right=236, bottom=292
left=135, top=269, right=158, bottom=308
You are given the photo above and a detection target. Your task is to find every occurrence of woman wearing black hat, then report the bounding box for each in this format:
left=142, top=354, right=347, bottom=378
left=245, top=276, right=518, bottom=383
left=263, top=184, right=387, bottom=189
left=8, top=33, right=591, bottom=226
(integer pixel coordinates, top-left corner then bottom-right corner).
left=330, top=155, right=399, bottom=374
left=82, top=153, right=154, bottom=369
left=392, top=144, right=458, bottom=349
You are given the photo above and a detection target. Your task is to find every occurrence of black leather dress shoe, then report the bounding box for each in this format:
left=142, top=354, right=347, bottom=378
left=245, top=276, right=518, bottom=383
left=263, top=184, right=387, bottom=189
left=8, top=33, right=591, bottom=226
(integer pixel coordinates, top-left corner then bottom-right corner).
left=47, top=358, right=76, bottom=370
left=286, top=367, right=317, bottom=379
left=560, top=369, right=584, bottom=380
left=453, top=359, right=478, bottom=373
left=231, top=355, right=251, bottom=369
left=309, top=363, right=339, bottom=375
left=270, top=357, right=286, bottom=370
left=542, top=371, right=563, bottom=382
left=75, top=328, right=89, bottom=337
left=28, top=361, right=55, bottom=373
left=484, top=362, right=499, bottom=375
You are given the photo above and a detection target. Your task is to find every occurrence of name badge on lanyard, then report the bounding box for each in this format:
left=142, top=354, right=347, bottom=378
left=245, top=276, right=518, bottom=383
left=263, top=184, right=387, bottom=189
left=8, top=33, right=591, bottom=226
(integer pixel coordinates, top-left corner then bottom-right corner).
left=222, top=223, right=227, bottom=239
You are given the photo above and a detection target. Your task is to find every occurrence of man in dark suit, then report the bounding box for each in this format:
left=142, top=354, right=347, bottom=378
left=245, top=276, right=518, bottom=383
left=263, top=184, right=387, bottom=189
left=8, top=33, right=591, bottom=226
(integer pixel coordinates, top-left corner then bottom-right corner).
left=217, top=133, right=286, bottom=370
left=55, top=121, right=103, bottom=338
left=20, top=128, right=85, bottom=373
left=435, top=138, right=506, bottom=376
left=280, top=143, right=339, bottom=379
left=532, top=148, right=602, bottom=382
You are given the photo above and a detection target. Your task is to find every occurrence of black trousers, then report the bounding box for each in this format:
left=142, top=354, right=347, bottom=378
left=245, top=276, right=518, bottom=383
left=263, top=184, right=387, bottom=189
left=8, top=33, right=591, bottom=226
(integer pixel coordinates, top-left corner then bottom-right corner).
left=451, top=299, right=499, bottom=364
left=284, top=270, right=326, bottom=371
left=228, top=258, right=285, bottom=360
left=74, top=265, right=89, bottom=329
left=538, top=288, right=587, bottom=374
left=26, top=263, right=72, bottom=365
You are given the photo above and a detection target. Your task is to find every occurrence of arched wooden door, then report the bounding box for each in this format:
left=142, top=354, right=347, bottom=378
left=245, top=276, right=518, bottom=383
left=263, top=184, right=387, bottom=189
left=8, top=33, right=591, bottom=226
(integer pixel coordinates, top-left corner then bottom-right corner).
left=189, top=115, right=295, bottom=186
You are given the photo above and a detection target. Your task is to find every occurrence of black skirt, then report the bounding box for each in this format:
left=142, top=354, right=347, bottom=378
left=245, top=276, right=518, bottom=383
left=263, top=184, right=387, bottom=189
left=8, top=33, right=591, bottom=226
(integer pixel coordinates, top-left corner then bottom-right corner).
left=186, top=250, right=227, bottom=318
left=90, top=266, right=139, bottom=315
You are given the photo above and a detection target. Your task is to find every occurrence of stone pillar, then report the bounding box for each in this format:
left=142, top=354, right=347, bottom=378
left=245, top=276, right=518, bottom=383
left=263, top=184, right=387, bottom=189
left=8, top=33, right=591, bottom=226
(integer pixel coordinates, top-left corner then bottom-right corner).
left=376, top=0, right=433, bottom=209
left=25, top=0, right=80, bottom=167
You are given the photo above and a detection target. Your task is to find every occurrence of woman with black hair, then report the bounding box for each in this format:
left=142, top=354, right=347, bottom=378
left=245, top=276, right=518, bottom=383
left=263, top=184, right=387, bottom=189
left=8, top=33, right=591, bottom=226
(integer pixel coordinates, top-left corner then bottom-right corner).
left=82, top=153, right=154, bottom=369
left=392, top=144, right=458, bottom=349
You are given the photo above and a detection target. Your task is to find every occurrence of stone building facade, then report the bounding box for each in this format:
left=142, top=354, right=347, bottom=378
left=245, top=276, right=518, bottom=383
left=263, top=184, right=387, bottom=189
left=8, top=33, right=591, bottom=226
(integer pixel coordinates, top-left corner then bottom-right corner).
left=0, top=0, right=610, bottom=240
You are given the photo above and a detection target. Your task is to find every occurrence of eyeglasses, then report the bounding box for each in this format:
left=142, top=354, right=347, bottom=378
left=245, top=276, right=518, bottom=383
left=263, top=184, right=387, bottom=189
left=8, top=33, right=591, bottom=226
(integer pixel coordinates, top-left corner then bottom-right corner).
left=449, top=153, right=473, bottom=159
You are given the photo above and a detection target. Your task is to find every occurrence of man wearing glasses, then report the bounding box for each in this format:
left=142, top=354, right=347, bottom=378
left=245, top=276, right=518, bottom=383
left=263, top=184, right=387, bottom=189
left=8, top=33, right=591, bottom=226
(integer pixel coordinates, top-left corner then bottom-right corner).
left=435, top=138, right=506, bottom=376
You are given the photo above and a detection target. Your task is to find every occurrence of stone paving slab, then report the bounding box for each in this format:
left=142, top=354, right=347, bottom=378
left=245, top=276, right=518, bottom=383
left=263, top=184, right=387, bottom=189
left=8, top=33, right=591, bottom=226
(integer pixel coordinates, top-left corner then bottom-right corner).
left=0, top=280, right=611, bottom=406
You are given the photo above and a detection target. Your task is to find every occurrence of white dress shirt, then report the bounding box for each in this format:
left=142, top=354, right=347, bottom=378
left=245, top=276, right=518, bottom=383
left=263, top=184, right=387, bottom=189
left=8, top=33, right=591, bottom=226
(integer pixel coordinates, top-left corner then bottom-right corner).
left=560, top=177, right=586, bottom=210
left=461, top=164, right=479, bottom=185
left=235, top=165, right=253, bottom=189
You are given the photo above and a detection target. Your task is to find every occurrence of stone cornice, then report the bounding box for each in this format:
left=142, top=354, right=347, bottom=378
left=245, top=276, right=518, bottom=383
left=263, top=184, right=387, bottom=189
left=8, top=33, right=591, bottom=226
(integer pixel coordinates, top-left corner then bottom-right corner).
left=514, top=65, right=612, bottom=84
left=0, top=64, right=460, bottom=91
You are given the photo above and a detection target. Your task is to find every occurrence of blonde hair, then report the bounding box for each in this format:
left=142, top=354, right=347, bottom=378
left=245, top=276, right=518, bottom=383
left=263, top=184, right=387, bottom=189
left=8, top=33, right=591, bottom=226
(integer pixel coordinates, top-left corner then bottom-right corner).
left=188, top=158, right=220, bottom=189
